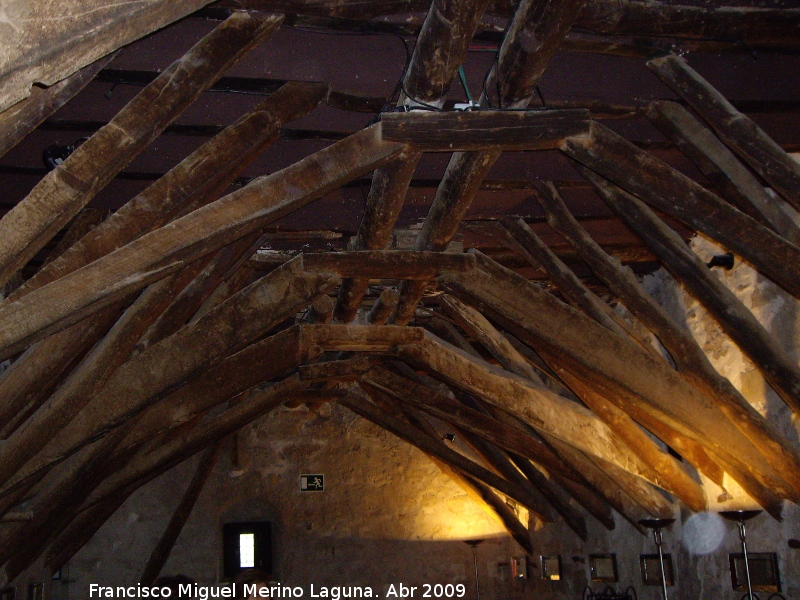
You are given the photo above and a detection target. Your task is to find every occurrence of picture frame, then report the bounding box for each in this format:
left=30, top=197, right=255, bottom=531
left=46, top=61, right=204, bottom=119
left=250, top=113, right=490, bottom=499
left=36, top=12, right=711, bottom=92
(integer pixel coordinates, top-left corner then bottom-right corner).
left=540, top=555, right=562, bottom=581
left=589, top=554, right=618, bottom=583
left=640, top=554, right=674, bottom=586
left=729, top=553, right=780, bottom=593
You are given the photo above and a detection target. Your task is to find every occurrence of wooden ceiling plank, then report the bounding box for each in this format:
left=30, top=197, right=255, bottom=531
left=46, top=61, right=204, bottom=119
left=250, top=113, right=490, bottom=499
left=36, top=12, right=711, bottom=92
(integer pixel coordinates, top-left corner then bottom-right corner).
left=0, top=125, right=404, bottom=359
left=0, top=259, right=339, bottom=493
left=646, top=100, right=800, bottom=246
left=562, top=122, right=800, bottom=301
left=0, top=12, right=285, bottom=290
left=648, top=54, right=800, bottom=212
left=543, top=170, right=800, bottom=496
left=334, top=0, right=490, bottom=323
left=392, top=0, right=586, bottom=325
left=438, top=251, right=800, bottom=501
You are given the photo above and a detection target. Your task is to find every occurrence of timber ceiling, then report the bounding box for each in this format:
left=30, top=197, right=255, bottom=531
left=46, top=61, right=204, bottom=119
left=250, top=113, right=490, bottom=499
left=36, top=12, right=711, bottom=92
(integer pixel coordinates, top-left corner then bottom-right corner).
left=1, top=0, right=800, bottom=582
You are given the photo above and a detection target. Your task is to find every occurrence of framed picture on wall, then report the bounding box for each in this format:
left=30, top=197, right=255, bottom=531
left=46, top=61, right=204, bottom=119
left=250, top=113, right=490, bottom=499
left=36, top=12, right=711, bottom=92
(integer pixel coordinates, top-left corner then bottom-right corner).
left=540, top=556, right=562, bottom=581
left=589, top=554, right=618, bottom=583
left=729, top=553, right=780, bottom=593
left=640, top=554, right=674, bottom=586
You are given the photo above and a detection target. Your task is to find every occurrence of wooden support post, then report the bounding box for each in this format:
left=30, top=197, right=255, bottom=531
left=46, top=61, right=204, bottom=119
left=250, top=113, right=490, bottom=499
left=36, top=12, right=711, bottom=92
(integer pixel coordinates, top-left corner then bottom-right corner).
left=139, top=442, right=222, bottom=585
left=392, top=0, right=587, bottom=325
left=0, top=125, right=404, bottom=359
left=333, top=0, right=489, bottom=323
left=647, top=54, right=800, bottom=211
left=308, top=295, right=335, bottom=324
left=645, top=101, right=800, bottom=245
left=561, top=121, right=800, bottom=301
left=0, top=12, right=284, bottom=289
left=438, top=252, right=798, bottom=501
left=584, top=172, right=800, bottom=433
left=538, top=174, right=800, bottom=495
left=0, top=258, right=339, bottom=490
left=366, top=288, right=399, bottom=325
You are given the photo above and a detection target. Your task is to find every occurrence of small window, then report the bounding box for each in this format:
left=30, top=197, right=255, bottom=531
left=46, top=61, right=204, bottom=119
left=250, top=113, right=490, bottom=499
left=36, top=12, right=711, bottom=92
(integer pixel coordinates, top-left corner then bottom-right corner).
left=729, top=552, right=780, bottom=593
left=223, top=522, right=272, bottom=579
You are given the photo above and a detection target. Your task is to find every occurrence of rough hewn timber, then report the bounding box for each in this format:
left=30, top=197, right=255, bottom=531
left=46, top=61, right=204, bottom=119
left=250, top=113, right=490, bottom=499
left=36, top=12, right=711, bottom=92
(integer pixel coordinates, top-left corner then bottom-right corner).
left=399, top=331, right=683, bottom=492
left=561, top=121, right=800, bottom=301
left=0, top=13, right=283, bottom=289
left=0, top=259, right=339, bottom=490
left=82, top=377, right=309, bottom=511
left=139, top=443, right=223, bottom=585
left=358, top=384, right=533, bottom=553
left=392, top=0, right=586, bottom=324
left=0, top=125, right=404, bottom=359
left=380, top=109, right=590, bottom=151
left=363, top=366, right=574, bottom=475
left=0, top=81, right=326, bottom=430
left=438, top=252, right=798, bottom=501
left=339, top=392, right=554, bottom=512
left=308, top=295, right=335, bottom=324
left=646, top=101, right=800, bottom=245
left=549, top=170, right=800, bottom=495
left=299, top=251, right=476, bottom=279
left=0, top=57, right=114, bottom=160
left=422, top=318, right=483, bottom=359
left=334, top=0, right=488, bottom=323
left=648, top=55, right=800, bottom=211
left=587, top=173, right=800, bottom=427
left=366, top=288, right=399, bottom=325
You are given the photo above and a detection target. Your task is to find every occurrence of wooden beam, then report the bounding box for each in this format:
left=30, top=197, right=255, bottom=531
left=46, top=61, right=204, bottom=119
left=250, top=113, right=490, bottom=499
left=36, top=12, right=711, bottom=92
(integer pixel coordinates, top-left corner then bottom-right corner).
left=299, top=357, right=374, bottom=382
left=438, top=280, right=705, bottom=511
left=0, top=125, right=404, bottom=359
left=334, top=0, right=488, bottom=323
left=392, top=0, right=586, bottom=325
left=0, top=258, right=339, bottom=490
left=249, top=250, right=477, bottom=279
left=541, top=171, right=800, bottom=496
left=366, top=288, right=399, bottom=325
left=308, top=295, right=335, bottom=324
left=398, top=330, right=683, bottom=492
left=0, top=57, right=114, bottom=160
left=438, top=252, right=799, bottom=501
left=0, top=80, right=327, bottom=431
left=82, top=377, right=309, bottom=511
left=139, top=442, right=222, bottom=585
left=0, top=12, right=283, bottom=290
left=339, top=391, right=557, bottom=512
left=584, top=172, right=800, bottom=436
left=645, top=101, right=800, bottom=246
left=358, top=384, right=534, bottom=553
left=562, top=121, right=800, bottom=301
left=362, top=366, right=575, bottom=475
left=648, top=55, right=800, bottom=211
left=380, top=109, right=589, bottom=151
